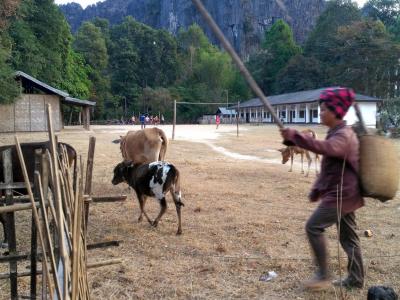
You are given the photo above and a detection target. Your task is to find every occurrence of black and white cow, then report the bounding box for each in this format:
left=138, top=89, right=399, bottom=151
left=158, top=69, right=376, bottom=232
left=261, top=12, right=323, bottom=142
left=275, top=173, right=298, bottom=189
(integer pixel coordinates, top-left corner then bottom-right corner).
left=112, top=161, right=184, bottom=235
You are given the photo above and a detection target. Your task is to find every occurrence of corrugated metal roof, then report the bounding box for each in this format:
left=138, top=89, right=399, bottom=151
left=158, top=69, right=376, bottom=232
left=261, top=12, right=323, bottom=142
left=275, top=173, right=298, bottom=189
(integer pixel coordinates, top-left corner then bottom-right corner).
left=238, top=88, right=382, bottom=108
left=15, top=71, right=96, bottom=107
left=64, top=97, right=96, bottom=107
left=217, top=107, right=236, bottom=115
left=16, top=71, right=70, bottom=97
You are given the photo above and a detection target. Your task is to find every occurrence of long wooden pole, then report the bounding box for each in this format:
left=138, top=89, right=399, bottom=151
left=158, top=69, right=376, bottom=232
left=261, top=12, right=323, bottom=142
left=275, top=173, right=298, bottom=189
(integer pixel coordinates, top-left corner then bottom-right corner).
left=0, top=259, right=123, bottom=280
left=35, top=172, right=62, bottom=300
left=353, top=103, right=369, bottom=134
left=30, top=152, right=41, bottom=299
left=46, top=104, right=68, bottom=299
left=172, top=100, right=176, bottom=140
left=2, top=149, right=18, bottom=300
left=237, top=101, right=240, bottom=137
left=191, top=0, right=284, bottom=129
left=14, top=137, right=56, bottom=300
left=84, top=136, right=96, bottom=234
left=0, top=202, right=41, bottom=213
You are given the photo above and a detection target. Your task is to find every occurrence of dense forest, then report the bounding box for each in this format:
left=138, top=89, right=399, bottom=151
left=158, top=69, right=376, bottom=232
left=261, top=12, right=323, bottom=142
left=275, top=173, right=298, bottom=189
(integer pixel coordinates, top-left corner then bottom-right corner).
left=0, top=0, right=400, bottom=125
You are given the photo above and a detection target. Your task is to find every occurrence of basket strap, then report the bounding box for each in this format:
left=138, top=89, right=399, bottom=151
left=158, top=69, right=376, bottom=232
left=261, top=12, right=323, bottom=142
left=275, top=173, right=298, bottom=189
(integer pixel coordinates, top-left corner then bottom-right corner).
left=344, top=158, right=364, bottom=195
left=353, top=103, right=369, bottom=135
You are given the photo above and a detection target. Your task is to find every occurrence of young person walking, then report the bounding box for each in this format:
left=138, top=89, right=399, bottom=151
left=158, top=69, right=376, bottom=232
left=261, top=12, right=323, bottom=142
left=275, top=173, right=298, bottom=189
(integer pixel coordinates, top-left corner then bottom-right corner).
left=280, top=87, right=364, bottom=291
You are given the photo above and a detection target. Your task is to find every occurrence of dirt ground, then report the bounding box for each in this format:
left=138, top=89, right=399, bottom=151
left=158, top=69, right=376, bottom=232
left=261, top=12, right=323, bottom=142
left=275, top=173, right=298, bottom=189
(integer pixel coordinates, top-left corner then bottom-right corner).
left=1, top=124, right=399, bottom=299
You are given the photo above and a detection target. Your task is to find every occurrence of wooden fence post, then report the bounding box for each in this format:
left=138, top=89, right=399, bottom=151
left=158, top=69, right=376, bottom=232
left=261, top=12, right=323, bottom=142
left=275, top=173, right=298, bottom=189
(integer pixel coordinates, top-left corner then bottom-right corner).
left=2, top=149, right=18, bottom=299
left=30, top=151, right=41, bottom=299
left=237, top=101, right=240, bottom=137
left=84, top=136, right=96, bottom=234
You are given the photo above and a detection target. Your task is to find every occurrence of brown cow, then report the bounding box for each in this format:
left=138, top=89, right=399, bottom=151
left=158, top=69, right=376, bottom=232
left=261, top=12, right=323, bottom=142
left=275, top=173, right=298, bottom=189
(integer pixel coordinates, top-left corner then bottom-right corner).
left=116, top=128, right=168, bottom=164
left=278, top=129, right=320, bottom=177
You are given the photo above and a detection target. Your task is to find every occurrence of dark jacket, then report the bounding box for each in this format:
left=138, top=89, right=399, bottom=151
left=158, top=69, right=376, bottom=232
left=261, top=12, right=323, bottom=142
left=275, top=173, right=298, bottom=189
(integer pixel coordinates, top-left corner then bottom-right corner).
left=286, top=123, right=364, bottom=214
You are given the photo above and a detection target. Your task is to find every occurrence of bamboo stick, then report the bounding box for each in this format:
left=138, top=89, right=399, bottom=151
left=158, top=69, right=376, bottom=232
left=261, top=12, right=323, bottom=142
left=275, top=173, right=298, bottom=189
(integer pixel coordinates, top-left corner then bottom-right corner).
left=46, top=104, right=68, bottom=299
left=43, top=151, right=59, bottom=231
left=2, top=149, right=18, bottom=300
left=71, top=160, right=82, bottom=300
left=191, top=0, right=284, bottom=129
left=91, top=195, right=127, bottom=203
left=14, top=136, right=56, bottom=300
left=87, top=259, right=123, bottom=268
left=0, top=202, right=41, bottom=213
left=35, top=172, right=63, bottom=300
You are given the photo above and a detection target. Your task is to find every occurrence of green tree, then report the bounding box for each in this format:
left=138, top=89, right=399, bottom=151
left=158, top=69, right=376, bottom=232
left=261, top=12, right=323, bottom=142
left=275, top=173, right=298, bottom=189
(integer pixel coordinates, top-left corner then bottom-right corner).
left=175, top=24, right=246, bottom=122
left=363, top=0, right=399, bottom=26
left=390, top=16, right=400, bottom=41
left=0, top=47, right=20, bottom=104
left=0, top=0, right=20, bottom=30
left=9, top=0, right=69, bottom=85
left=74, top=22, right=108, bottom=71
left=59, top=50, right=91, bottom=99
left=363, top=0, right=400, bottom=40
left=305, top=1, right=362, bottom=61
left=74, top=21, right=110, bottom=118
left=379, top=98, right=400, bottom=135
left=109, top=36, right=140, bottom=115
left=247, top=19, right=301, bottom=95
left=138, top=87, right=172, bottom=118
left=107, top=17, right=179, bottom=117
left=0, top=0, right=21, bottom=104
left=328, top=20, right=400, bottom=97
left=275, top=55, right=326, bottom=93
left=8, top=0, right=91, bottom=99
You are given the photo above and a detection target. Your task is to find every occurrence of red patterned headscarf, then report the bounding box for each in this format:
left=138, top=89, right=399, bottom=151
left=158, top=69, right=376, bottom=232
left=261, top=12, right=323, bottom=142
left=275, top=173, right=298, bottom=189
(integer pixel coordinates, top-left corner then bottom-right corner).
left=319, top=87, right=355, bottom=119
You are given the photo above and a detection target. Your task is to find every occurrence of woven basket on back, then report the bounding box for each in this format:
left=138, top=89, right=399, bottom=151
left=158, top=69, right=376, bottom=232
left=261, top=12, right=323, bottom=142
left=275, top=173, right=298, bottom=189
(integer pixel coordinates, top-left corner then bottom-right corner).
left=359, top=135, right=399, bottom=201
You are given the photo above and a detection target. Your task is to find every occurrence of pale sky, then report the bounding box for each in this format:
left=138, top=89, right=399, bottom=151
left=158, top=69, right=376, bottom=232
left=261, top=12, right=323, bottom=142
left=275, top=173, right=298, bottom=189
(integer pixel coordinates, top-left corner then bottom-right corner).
left=55, top=0, right=368, bottom=9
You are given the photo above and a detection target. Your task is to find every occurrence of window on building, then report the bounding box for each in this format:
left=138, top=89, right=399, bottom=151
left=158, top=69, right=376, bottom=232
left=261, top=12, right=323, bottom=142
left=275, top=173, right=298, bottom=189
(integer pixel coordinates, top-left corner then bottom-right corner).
left=263, top=112, right=266, bottom=118
left=280, top=111, right=286, bottom=118
left=299, top=110, right=305, bottom=118
left=267, top=112, right=270, bottom=118
left=313, top=110, right=318, bottom=118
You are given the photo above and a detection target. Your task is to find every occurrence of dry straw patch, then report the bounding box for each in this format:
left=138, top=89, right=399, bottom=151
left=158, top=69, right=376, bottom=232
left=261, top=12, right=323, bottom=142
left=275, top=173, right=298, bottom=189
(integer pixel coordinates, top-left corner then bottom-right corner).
left=1, top=124, right=399, bottom=299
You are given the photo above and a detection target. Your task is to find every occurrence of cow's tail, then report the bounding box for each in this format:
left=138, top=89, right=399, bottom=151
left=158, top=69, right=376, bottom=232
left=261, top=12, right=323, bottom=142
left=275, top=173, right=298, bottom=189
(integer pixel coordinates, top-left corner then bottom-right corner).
left=158, top=129, right=168, bottom=161
left=173, top=167, right=184, bottom=206
left=120, top=137, right=128, bottom=160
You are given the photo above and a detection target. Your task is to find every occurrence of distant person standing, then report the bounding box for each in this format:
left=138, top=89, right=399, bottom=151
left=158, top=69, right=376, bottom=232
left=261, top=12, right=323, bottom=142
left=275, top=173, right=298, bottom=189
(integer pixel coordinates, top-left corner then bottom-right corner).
left=131, top=115, right=136, bottom=125
left=161, top=114, right=165, bottom=125
left=145, top=115, right=150, bottom=126
left=216, top=114, right=221, bottom=129
left=139, top=114, right=145, bottom=129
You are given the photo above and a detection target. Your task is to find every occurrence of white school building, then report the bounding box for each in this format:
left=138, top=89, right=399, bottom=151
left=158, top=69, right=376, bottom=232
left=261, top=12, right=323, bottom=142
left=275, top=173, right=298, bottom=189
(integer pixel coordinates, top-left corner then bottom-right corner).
left=236, top=88, right=382, bottom=127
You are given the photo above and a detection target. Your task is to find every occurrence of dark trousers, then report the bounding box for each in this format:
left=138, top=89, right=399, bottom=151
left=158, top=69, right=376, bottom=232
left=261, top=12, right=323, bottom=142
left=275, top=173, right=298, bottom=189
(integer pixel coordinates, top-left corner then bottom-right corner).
left=305, top=206, right=364, bottom=284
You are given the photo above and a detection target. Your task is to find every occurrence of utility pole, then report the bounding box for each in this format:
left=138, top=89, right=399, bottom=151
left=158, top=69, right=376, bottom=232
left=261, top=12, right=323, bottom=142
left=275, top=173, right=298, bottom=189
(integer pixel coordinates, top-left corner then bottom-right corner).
left=172, top=100, right=176, bottom=140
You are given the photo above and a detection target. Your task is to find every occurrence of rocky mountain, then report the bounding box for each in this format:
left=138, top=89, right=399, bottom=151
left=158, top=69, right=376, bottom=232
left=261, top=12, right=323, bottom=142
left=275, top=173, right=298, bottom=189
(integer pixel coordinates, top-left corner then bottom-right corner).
left=59, top=0, right=326, bottom=58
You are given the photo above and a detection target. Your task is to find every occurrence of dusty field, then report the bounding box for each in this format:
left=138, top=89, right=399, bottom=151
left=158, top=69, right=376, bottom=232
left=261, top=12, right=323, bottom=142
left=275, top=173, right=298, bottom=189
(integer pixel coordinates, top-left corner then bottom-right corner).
left=1, top=124, right=399, bottom=299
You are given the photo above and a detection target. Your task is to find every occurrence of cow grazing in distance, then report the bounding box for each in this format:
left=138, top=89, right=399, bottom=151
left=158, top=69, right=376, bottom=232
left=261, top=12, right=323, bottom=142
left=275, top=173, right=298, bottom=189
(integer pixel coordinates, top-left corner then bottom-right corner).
left=113, top=128, right=168, bottom=164
left=278, top=129, right=320, bottom=177
left=112, top=160, right=184, bottom=235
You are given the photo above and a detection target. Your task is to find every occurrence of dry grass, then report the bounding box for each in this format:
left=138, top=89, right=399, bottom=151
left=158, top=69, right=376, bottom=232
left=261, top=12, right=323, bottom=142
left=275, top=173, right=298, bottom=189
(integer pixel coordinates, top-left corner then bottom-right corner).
left=1, top=124, right=399, bottom=299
